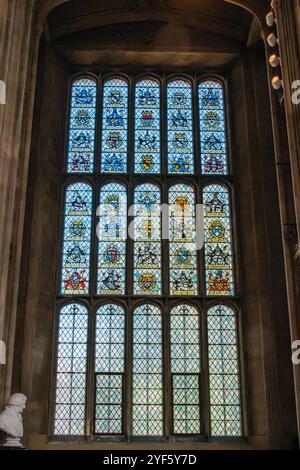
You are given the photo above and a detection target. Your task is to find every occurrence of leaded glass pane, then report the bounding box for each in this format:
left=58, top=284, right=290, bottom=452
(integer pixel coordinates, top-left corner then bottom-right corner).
left=199, top=80, right=228, bottom=175
left=133, top=184, right=161, bottom=295
left=95, top=304, right=125, bottom=373
left=167, top=79, right=194, bottom=174
left=101, top=78, right=128, bottom=173
left=134, top=79, right=161, bottom=174
left=67, top=77, right=97, bottom=173
left=172, top=375, right=200, bottom=434
left=61, top=183, right=92, bottom=295
left=54, top=303, right=88, bottom=435
left=207, top=305, right=242, bottom=437
left=94, top=304, right=125, bottom=434
left=132, top=304, right=163, bottom=436
left=97, top=183, right=127, bottom=295
left=169, top=184, right=198, bottom=295
left=170, top=305, right=201, bottom=434
left=203, top=184, right=234, bottom=296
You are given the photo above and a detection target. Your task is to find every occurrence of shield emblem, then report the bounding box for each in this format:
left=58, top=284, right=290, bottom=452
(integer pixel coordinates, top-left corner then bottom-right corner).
left=142, top=155, right=153, bottom=171
left=75, top=110, right=91, bottom=127
left=104, top=245, right=119, bottom=264
left=204, top=111, right=220, bottom=129
left=210, top=221, right=225, bottom=238
left=138, top=273, right=156, bottom=291
left=176, top=249, right=191, bottom=265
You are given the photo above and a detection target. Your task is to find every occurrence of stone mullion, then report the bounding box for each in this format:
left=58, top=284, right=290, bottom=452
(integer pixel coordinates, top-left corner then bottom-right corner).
left=0, top=0, right=39, bottom=407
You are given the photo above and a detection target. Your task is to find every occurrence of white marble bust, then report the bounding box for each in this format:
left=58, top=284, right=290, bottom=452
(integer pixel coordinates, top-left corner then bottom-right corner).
left=0, top=393, right=27, bottom=447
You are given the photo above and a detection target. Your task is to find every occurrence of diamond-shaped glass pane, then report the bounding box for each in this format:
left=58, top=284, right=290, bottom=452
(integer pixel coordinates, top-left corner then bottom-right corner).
left=132, top=304, right=163, bottom=436
left=54, top=303, right=88, bottom=435
left=207, top=305, right=242, bottom=437
left=170, top=305, right=201, bottom=435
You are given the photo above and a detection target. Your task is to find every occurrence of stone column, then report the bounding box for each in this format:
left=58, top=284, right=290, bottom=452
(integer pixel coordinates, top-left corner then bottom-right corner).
left=0, top=0, right=41, bottom=406
left=270, top=0, right=300, bottom=442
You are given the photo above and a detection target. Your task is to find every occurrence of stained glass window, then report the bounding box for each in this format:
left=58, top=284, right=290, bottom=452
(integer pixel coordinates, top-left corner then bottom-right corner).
left=133, top=184, right=161, bottom=295
left=169, top=184, right=198, bottom=296
left=132, top=304, right=163, bottom=436
left=207, top=305, right=242, bottom=436
left=54, top=303, right=88, bottom=435
left=56, top=73, right=243, bottom=441
left=95, top=304, right=125, bottom=434
left=170, top=305, right=201, bottom=434
left=67, top=77, right=97, bottom=173
left=203, top=184, right=234, bottom=296
left=97, top=183, right=127, bottom=295
left=199, top=80, right=228, bottom=175
left=61, top=182, right=92, bottom=295
left=167, top=79, right=194, bottom=174
left=134, top=78, right=161, bottom=174
left=101, top=78, right=128, bottom=173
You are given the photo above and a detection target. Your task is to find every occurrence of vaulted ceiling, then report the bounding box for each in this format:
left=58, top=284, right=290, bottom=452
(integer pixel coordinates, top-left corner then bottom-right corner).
left=44, top=0, right=263, bottom=70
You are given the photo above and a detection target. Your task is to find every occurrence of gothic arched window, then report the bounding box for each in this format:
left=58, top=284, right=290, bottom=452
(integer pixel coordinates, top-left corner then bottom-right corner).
left=52, top=74, right=243, bottom=441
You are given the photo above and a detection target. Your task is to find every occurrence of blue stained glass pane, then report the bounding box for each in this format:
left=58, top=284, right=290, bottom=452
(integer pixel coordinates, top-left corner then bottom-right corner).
left=134, top=79, right=161, bottom=174
left=97, top=183, right=127, bottom=295
left=203, top=184, right=234, bottom=296
left=207, top=305, right=242, bottom=437
left=54, top=303, right=88, bottom=435
left=199, top=80, right=228, bottom=175
left=67, top=77, right=97, bottom=173
left=133, top=184, right=161, bottom=295
left=169, top=184, right=198, bottom=295
left=132, top=304, right=163, bottom=436
left=61, top=183, right=93, bottom=295
left=167, top=79, right=194, bottom=174
left=101, top=78, right=128, bottom=173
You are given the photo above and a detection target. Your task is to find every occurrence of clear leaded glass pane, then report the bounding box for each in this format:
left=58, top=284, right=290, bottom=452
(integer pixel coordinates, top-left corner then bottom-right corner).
left=167, top=79, right=194, bottom=174
left=203, top=184, right=234, bottom=296
left=170, top=305, right=201, bottom=434
left=199, top=80, right=228, bottom=175
left=132, top=304, right=163, bottom=436
left=169, top=184, right=198, bottom=295
left=61, top=183, right=92, bottom=295
left=207, top=305, right=242, bottom=437
left=54, top=303, right=88, bottom=435
left=97, top=183, right=127, bottom=295
left=67, top=77, right=97, bottom=173
left=101, top=78, right=128, bottom=173
left=134, top=78, right=161, bottom=174
left=133, top=184, right=161, bottom=295
left=94, top=304, right=125, bottom=434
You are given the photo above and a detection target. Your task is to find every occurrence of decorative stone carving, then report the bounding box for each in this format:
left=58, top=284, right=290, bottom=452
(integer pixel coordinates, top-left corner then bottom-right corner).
left=0, top=394, right=27, bottom=448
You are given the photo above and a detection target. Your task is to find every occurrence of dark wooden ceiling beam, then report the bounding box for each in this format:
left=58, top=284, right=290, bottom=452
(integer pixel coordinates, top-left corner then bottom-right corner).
left=48, top=8, right=247, bottom=42
left=54, top=48, right=240, bottom=69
